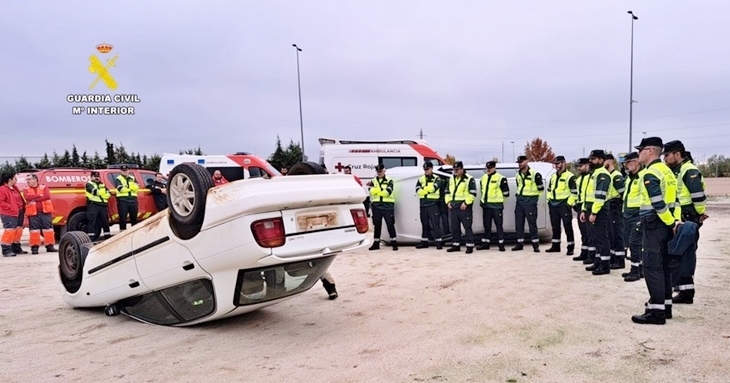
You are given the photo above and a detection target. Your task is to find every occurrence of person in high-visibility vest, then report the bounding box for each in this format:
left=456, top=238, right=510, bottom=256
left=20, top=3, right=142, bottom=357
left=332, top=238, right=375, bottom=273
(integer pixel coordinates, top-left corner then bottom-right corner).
left=663, top=140, right=707, bottom=305
left=571, top=158, right=593, bottom=263
left=620, top=152, right=644, bottom=282
left=0, top=172, right=27, bottom=257
left=114, top=165, right=140, bottom=231
left=415, top=161, right=443, bottom=249
left=86, top=171, right=112, bottom=240
left=22, top=174, right=57, bottom=254
left=545, top=155, right=577, bottom=255
left=477, top=161, right=509, bottom=251
left=445, top=161, right=477, bottom=253
left=368, top=164, right=398, bottom=251
left=581, top=150, right=613, bottom=275
left=632, top=136, right=682, bottom=325
left=513, top=155, right=545, bottom=252
left=604, top=153, right=627, bottom=269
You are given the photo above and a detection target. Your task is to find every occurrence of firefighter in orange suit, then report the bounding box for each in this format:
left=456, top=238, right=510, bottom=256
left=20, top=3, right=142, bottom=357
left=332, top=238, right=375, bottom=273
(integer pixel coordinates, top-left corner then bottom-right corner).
left=23, top=174, right=57, bottom=254
left=1, top=172, right=27, bottom=256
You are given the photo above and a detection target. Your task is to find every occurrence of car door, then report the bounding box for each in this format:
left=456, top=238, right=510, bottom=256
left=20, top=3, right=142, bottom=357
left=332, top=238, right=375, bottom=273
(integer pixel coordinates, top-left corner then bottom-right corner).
left=134, top=171, right=158, bottom=220
left=132, top=217, right=211, bottom=291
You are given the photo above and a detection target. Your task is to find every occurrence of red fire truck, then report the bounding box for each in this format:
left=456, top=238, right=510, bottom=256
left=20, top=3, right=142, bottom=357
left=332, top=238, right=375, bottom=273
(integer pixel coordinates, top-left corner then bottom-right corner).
left=16, top=165, right=160, bottom=239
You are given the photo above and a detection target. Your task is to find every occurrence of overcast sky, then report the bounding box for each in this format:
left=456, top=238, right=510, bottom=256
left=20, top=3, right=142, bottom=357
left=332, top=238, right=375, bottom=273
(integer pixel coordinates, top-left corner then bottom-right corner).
left=2, top=1, right=729, bottom=166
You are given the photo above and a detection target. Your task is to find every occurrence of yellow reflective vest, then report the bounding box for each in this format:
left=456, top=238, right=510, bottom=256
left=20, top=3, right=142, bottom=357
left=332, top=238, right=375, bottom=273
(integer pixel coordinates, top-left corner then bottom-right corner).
left=639, top=160, right=680, bottom=226
left=86, top=181, right=111, bottom=204
left=445, top=174, right=475, bottom=205
left=115, top=174, right=140, bottom=198
left=480, top=172, right=508, bottom=204
left=370, top=177, right=395, bottom=203
left=547, top=170, right=575, bottom=203
left=516, top=168, right=541, bottom=197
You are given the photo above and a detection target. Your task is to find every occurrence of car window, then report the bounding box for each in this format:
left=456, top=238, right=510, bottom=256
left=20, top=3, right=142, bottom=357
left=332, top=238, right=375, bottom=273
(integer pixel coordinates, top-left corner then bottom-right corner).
left=235, top=256, right=335, bottom=306
left=208, top=167, right=244, bottom=182
left=140, top=173, right=156, bottom=188
left=120, top=279, right=216, bottom=325
left=106, top=172, right=121, bottom=189
left=248, top=166, right=267, bottom=178
left=425, top=157, right=444, bottom=166
left=379, top=157, right=417, bottom=169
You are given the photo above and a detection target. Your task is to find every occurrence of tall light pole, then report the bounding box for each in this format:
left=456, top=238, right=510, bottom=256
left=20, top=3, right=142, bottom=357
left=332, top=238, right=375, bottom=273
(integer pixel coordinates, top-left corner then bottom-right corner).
left=292, top=44, right=305, bottom=161
left=510, top=141, right=515, bottom=160
left=642, top=131, right=647, bottom=138
left=627, top=11, right=638, bottom=152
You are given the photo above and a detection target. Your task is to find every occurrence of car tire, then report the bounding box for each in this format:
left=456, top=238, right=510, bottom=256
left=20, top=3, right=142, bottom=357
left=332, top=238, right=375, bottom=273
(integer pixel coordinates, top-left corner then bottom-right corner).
left=67, top=211, right=100, bottom=242
left=59, top=231, right=92, bottom=282
left=287, top=161, right=327, bottom=175
left=167, top=163, right=214, bottom=226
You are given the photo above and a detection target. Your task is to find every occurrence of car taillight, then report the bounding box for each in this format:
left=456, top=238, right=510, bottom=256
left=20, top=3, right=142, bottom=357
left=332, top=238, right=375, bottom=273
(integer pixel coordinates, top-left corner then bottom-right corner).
left=350, top=209, right=369, bottom=234
left=251, top=218, right=286, bottom=248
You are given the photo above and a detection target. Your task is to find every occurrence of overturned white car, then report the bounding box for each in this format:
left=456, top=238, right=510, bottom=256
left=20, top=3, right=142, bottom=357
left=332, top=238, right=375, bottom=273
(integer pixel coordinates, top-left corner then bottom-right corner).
left=57, top=162, right=369, bottom=326
left=380, top=162, right=556, bottom=244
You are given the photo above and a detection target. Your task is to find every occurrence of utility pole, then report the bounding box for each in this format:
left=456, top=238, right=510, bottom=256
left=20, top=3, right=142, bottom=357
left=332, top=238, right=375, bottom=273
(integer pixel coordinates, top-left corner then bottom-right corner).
left=501, top=141, right=504, bottom=163
left=292, top=44, right=305, bottom=161
left=627, top=11, right=638, bottom=152
left=419, top=128, right=423, bottom=140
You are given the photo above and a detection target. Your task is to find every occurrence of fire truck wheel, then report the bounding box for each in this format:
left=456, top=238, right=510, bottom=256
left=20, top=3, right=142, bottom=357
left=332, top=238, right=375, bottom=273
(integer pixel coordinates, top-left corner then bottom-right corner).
left=167, top=163, right=214, bottom=226
left=67, top=211, right=101, bottom=241
left=59, top=231, right=91, bottom=282
left=287, top=161, right=327, bottom=175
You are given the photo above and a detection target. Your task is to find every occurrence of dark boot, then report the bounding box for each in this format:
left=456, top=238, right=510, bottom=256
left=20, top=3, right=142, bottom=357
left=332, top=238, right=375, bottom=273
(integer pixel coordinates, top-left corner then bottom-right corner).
left=572, top=250, right=587, bottom=261
left=390, top=240, right=398, bottom=251
left=623, top=266, right=641, bottom=282
left=532, top=243, right=540, bottom=253
left=465, top=246, right=474, bottom=254
left=368, top=241, right=380, bottom=251
left=415, top=241, right=429, bottom=249
left=46, top=245, right=58, bottom=253
left=31, top=246, right=39, bottom=255
left=566, top=244, right=575, bottom=256
left=321, top=279, right=338, bottom=300
left=11, top=243, right=27, bottom=254
left=436, top=241, right=443, bottom=250
left=666, top=305, right=672, bottom=319
left=631, top=309, right=666, bottom=325
left=446, top=245, right=461, bottom=253
left=476, top=242, right=490, bottom=250
left=1, top=245, right=15, bottom=257
left=610, top=256, right=625, bottom=269
left=592, top=260, right=611, bottom=275
left=672, top=291, right=694, bottom=304
left=545, top=243, right=560, bottom=253
left=582, top=252, right=596, bottom=265
left=498, top=243, right=505, bottom=252
left=511, top=243, right=524, bottom=251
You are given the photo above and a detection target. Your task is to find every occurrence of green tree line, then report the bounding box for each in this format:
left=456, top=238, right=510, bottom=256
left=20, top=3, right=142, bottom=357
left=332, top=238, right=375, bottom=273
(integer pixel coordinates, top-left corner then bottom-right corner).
left=0, top=137, right=309, bottom=174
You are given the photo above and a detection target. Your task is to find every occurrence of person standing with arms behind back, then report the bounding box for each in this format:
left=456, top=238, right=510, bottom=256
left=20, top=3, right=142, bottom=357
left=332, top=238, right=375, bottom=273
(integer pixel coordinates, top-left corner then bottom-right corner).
left=415, top=161, right=443, bottom=249
left=445, top=161, right=477, bottom=254
left=86, top=171, right=112, bottom=240
left=477, top=161, right=509, bottom=251
left=512, top=155, right=544, bottom=252
left=621, top=152, right=644, bottom=282
left=545, top=155, right=577, bottom=255
left=114, top=165, right=140, bottom=231
left=368, top=164, right=398, bottom=251
left=631, top=137, right=681, bottom=325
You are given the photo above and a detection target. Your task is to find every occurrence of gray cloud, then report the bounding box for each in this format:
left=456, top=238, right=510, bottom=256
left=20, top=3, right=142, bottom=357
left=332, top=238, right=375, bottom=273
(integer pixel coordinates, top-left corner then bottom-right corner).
left=2, top=0, right=729, bottom=167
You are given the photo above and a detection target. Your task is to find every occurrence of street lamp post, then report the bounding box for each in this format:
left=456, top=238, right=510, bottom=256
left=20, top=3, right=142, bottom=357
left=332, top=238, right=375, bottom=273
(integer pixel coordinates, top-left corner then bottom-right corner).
left=642, top=131, right=647, bottom=138
left=510, top=141, right=515, bottom=160
left=292, top=44, right=305, bottom=161
left=627, top=11, right=638, bottom=152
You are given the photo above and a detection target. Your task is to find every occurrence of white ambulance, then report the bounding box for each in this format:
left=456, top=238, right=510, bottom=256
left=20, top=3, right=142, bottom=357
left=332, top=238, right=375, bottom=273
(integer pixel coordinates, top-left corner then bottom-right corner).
left=317, top=137, right=445, bottom=182
left=159, top=152, right=281, bottom=182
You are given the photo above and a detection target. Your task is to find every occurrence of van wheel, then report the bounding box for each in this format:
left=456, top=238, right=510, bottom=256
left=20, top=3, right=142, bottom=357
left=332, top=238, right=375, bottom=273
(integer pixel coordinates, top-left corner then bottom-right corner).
left=67, top=211, right=100, bottom=242
left=59, top=231, right=91, bottom=282
left=287, top=161, right=327, bottom=175
left=167, top=163, right=214, bottom=226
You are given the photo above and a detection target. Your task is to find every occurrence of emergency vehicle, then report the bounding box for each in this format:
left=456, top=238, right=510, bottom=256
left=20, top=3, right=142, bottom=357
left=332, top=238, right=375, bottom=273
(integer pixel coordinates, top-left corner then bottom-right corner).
left=16, top=165, right=159, bottom=239
left=159, top=152, right=281, bottom=181
left=317, top=137, right=445, bottom=182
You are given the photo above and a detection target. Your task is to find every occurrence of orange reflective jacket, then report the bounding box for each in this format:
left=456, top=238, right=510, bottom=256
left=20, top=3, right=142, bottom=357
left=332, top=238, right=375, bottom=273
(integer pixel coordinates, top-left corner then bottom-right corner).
left=24, top=185, right=54, bottom=216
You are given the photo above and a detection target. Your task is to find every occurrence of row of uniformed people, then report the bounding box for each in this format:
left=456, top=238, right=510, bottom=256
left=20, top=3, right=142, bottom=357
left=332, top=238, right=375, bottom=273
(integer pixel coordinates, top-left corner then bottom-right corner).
left=367, top=156, right=547, bottom=255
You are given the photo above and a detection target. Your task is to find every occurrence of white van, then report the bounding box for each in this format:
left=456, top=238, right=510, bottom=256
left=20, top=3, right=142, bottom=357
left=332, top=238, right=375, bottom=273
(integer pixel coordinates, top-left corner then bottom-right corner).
left=159, top=152, right=281, bottom=182
left=317, top=137, right=445, bottom=183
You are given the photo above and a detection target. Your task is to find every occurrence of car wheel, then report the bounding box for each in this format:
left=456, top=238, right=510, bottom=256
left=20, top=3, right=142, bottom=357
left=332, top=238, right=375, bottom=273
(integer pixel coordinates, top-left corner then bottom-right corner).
left=59, top=231, right=92, bottom=282
left=67, top=211, right=100, bottom=241
left=287, top=161, right=327, bottom=175
left=167, top=163, right=214, bottom=226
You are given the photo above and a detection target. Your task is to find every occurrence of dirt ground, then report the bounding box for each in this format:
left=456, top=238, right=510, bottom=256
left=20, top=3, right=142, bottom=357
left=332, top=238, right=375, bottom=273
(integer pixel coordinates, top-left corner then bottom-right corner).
left=704, top=177, right=730, bottom=197
left=2, top=201, right=730, bottom=382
